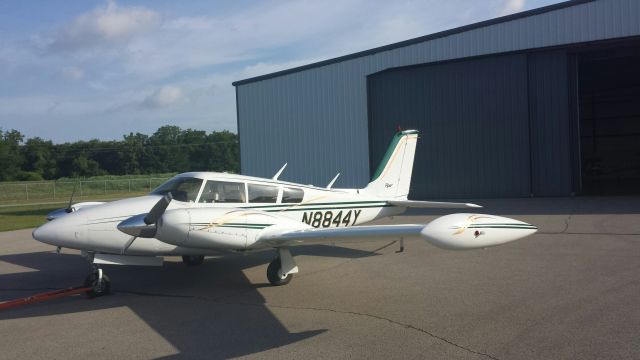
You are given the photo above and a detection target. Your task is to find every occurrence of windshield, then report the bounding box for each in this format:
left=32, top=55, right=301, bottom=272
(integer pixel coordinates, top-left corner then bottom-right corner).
left=151, top=177, right=204, bottom=202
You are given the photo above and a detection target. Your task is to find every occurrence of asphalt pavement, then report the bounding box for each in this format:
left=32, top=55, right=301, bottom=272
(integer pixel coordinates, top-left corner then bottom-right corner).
left=0, top=196, right=639, bottom=359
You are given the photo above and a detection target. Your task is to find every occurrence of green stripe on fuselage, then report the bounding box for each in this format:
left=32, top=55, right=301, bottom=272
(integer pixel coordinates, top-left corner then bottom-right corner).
left=244, top=200, right=387, bottom=209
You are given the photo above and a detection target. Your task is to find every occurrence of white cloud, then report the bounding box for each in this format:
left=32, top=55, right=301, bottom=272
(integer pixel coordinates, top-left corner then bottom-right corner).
left=47, top=0, right=159, bottom=52
left=499, top=0, right=527, bottom=16
left=142, top=85, right=185, bottom=108
left=2, top=0, right=561, bottom=142
left=62, top=66, right=84, bottom=80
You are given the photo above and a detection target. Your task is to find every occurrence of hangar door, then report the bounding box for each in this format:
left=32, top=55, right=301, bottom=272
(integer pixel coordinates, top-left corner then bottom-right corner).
left=367, top=54, right=531, bottom=199
left=578, top=44, right=640, bottom=195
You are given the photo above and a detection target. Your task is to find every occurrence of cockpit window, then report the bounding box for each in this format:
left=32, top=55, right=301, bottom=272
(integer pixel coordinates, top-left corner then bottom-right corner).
left=151, top=177, right=203, bottom=202
left=199, top=181, right=246, bottom=203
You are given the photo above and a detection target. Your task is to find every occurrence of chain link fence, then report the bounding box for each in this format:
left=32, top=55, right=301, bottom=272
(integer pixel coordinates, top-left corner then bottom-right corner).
left=0, top=178, right=170, bottom=204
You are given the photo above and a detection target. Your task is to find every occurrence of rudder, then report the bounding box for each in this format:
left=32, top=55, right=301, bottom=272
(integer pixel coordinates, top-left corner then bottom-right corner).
left=364, top=129, right=418, bottom=199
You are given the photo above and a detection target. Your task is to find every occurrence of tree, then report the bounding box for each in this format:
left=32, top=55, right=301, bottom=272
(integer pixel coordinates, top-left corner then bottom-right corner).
left=0, top=129, right=25, bottom=181
left=0, top=125, right=240, bottom=181
left=22, top=137, right=56, bottom=179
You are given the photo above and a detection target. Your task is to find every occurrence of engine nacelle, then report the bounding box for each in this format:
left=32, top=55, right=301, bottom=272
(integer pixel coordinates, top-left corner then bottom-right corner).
left=421, top=213, right=537, bottom=250
left=155, top=208, right=304, bottom=250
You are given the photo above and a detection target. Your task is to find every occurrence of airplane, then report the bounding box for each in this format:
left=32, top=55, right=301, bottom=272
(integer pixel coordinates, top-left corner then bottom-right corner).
left=32, top=130, right=537, bottom=296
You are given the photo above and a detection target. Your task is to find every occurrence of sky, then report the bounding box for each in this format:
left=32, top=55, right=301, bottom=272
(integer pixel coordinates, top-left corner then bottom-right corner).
left=0, top=0, right=563, bottom=143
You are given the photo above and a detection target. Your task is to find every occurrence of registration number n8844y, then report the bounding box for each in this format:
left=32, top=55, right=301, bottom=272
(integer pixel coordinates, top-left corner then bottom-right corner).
left=302, top=210, right=362, bottom=228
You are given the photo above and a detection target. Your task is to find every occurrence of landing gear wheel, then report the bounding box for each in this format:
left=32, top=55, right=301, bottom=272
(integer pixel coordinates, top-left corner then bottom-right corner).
left=182, top=255, right=205, bottom=266
left=84, top=272, right=111, bottom=297
left=267, top=258, right=292, bottom=286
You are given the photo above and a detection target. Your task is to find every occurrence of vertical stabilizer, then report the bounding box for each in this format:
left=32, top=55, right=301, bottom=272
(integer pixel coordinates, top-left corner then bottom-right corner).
left=364, top=130, right=418, bottom=199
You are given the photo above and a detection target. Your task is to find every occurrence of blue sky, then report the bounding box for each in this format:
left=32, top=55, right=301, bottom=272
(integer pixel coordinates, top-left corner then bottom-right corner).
left=0, top=0, right=562, bottom=142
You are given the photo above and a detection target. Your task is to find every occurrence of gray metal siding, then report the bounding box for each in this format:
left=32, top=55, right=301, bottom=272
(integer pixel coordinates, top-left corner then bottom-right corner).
left=528, top=51, right=573, bottom=196
left=237, top=70, right=370, bottom=187
left=368, top=54, right=530, bottom=199
left=237, top=0, right=640, bottom=190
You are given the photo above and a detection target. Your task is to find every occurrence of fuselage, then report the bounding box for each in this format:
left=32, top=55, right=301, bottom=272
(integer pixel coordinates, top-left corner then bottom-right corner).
left=33, top=172, right=405, bottom=255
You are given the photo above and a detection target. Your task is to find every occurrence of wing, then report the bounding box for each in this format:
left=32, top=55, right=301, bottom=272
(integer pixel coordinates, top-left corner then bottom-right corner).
left=388, top=200, right=481, bottom=208
left=255, top=224, right=424, bottom=248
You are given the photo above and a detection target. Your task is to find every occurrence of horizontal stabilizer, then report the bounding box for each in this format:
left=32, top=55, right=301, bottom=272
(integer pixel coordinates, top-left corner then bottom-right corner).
left=388, top=200, right=482, bottom=208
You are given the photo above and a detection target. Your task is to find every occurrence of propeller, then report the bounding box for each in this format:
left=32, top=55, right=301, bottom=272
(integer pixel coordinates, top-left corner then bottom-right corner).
left=117, top=193, right=173, bottom=238
left=144, top=193, right=173, bottom=225
left=65, top=182, right=78, bottom=213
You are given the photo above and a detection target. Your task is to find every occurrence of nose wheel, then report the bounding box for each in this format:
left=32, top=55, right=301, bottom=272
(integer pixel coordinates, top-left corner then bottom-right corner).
left=84, top=265, right=111, bottom=297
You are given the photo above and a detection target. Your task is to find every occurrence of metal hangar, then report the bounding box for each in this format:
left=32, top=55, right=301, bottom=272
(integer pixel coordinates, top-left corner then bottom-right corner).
left=234, top=0, right=640, bottom=199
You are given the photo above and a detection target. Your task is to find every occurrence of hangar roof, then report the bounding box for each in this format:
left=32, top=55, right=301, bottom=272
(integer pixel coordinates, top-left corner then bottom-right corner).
left=233, top=0, right=599, bottom=86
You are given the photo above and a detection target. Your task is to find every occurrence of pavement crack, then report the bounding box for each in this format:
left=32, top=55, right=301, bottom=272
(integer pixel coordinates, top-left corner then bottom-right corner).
left=537, top=213, right=640, bottom=236
left=255, top=303, right=501, bottom=360
left=118, top=289, right=499, bottom=360
left=562, top=213, right=572, bottom=233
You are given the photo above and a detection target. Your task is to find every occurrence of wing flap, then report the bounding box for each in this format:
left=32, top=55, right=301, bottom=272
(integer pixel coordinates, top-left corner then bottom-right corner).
left=256, top=224, right=425, bottom=248
left=389, top=200, right=481, bottom=208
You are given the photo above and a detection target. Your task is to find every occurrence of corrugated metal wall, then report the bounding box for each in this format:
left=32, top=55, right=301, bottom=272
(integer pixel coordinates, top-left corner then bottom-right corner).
left=368, top=50, right=574, bottom=198
left=528, top=51, right=573, bottom=196
left=236, top=0, right=640, bottom=193
left=368, top=54, right=531, bottom=199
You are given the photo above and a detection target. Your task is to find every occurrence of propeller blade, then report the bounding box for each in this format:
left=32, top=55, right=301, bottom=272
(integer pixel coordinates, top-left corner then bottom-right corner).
left=65, top=182, right=78, bottom=213
left=121, top=236, right=137, bottom=255
left=143, top=193, right=173, bottom=225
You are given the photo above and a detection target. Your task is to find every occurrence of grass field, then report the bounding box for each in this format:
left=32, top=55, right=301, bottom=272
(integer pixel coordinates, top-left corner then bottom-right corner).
left=0, top=174, right=173, bottom=232
left=0, top=174, right=173, bottom=205
left=0, top=193, right=148, bottom=232
left=0, top=203, right=62, bottom=232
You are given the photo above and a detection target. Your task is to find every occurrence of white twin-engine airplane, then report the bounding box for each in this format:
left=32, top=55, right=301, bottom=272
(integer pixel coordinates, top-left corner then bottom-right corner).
left=33, top=130, right=537, bottom=296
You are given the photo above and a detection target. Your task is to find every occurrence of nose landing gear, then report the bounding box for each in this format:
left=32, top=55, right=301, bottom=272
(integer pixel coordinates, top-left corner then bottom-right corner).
left=84, top=265, right=111, bottom=297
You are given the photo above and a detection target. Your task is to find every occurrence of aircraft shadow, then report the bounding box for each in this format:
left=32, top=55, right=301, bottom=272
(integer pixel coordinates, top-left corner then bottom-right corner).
left=0, top=245, right=380, bottom=358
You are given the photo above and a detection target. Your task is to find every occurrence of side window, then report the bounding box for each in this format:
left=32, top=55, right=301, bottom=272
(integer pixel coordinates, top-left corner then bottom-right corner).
left=199, top=181, right=246, bottom=203
left=282, top=187, right=304, bottom=203
left=248, top=184, right=278, bottom=203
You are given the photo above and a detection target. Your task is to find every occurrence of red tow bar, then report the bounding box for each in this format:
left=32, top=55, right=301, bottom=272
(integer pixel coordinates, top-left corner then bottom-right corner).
left=0, top=286, right=94, bottom=310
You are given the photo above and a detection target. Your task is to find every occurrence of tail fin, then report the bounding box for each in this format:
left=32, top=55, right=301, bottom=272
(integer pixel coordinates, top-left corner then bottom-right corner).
left=364, top=129, right=418, bottom=199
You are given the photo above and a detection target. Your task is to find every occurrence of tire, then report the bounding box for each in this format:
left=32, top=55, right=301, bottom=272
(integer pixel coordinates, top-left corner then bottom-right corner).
left=84, top=273, right=111, bottom=297
left=267, top=258, right=292, bottom=286
left=182, top=255, right=205, bottom=266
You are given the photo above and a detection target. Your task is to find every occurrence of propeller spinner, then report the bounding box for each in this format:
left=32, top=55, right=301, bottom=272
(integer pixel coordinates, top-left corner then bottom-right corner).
left=117, top=193, right=173, bottom=238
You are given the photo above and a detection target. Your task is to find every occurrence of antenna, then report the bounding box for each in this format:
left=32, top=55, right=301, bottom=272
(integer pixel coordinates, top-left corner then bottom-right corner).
left=326, top=173, right=340, bottom=189
left=272, top=163, right=287, bottom=180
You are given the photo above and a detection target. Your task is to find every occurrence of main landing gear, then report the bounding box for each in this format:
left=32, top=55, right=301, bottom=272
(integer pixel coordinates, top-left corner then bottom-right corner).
left=182, top=255, right=205, bottom=266
left=267, top=248, right=298, bottom=286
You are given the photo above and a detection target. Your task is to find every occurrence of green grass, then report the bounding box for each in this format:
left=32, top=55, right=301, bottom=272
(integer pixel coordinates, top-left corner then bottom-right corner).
left=0, top=175, right=172, bottom=205
left=0, top=204, right=61, bottom=232
left=0, top=174, right=174, bottom=231
left=0, top=193, right=148, bottom=232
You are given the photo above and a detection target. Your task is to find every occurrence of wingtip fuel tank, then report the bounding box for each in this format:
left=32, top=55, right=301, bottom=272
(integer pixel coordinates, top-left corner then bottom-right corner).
left=420, top=213, right=537, bottom=250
